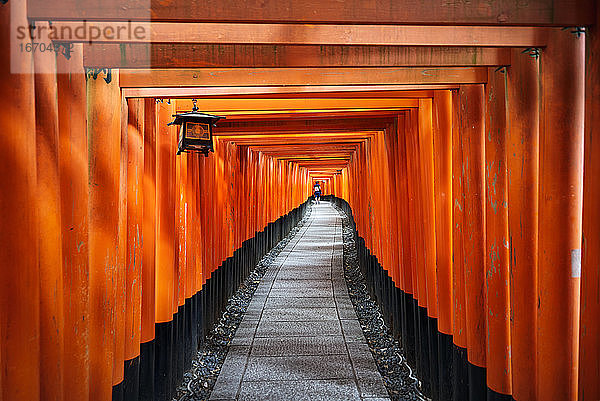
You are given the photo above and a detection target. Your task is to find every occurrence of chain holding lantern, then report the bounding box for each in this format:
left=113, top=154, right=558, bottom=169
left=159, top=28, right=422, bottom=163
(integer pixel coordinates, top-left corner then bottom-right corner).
left=167, top=99, right=225, bottom=156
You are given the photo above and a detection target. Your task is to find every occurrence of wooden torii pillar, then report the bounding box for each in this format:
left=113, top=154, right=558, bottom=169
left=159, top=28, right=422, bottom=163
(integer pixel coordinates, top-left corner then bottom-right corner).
left=537, top=28, right=585, bottom=401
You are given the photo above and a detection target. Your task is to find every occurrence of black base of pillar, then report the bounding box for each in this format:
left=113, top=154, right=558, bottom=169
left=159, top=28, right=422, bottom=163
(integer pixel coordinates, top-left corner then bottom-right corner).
left=154, top=321, right=173, bottom=401
left=487, top=388, right=513, bottom=401
left=428, top=316, right=440, bottom=401
left=417, top=306, right=432, bottom=397
left=111, top=380, right=124, bottom=401
left=468, top=362, right=487, bottom=401
left=402, top=292, right=416, bottom=367
left=139, top=340, right=155, bottom=401
left=437, top=333, right=453, bottom=401
left=123, top=356, right=140, bottom=401
left=452, top=344, right=469, bottom=401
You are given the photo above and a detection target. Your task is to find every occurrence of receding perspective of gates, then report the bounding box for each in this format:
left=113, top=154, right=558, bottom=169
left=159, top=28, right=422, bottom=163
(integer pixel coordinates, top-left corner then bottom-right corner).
left=1, top=1, right=600, bottom=401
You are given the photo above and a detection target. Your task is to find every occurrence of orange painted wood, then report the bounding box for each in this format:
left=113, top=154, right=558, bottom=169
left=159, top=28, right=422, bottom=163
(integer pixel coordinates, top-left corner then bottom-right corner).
left=396, top=114, right=414, bottom=295
left=87, top=69, right=121, bottom=400
left=371, top=131, right=391, bottom=272
left=34, top=21, right=65, bottom=401
left=405, top=109, right=426, bottom=307
left=506, top=50, right=539, bottom=401
left=176, top=98, right=418, bottom=114
left=579, top=5, right=600, bottom=400
left=0, top=2, right=40, bottom=400
left=451, top=90, right=467, bottom=349
left=192, top=154, right=202, bottom=293
left=155, top=101, right=177, bottom=323
left=418, top=99, right=438, bottom=318
left=537, top=28, right=585, bottom=401
left=119, top=67, right=488, bottom=88
left=484, top=67, right=511, bottom=396
left=432, top=91, right=453, bottom=335
left=459, top=84, right=487, bottom=368
left=176, top=152, right=187, bottom=307
left=184, top=154, right=197, bottom=299
left=125, top=99, right=144, bottom=361
left=383, top=120, right=401, bottom=285
left=141, top=98, right=157, bottom=343
left=123, top=86, right=450, bottom=99
left=198, top=155, right=208, bottom=286
left=85, top=44, right=511, bottom=69
left=28, top=0, right=594, bottom=25
left=55, top=22, right=549, bottom=47
left=57, top=43, right=90, bottom=401
left=114, top=92, right=129, bottom=386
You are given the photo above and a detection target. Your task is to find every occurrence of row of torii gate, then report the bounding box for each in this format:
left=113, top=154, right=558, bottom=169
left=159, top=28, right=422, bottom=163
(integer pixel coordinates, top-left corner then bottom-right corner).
left=1, top=1, right=600, bottom=401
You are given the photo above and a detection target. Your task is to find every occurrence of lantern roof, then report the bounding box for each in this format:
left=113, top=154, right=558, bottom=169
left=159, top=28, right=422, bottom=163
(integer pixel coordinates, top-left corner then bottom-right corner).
left=167, top=99, right=225, bottom=126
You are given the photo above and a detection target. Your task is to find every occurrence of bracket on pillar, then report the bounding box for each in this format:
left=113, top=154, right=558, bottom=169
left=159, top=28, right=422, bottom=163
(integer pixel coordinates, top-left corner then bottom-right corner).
left=521, top=48, right=540, bottom=59
left=86, top=68, right=112, bottom=84
left=155, top=99, right=171, bottom=104
left=494, top=66, right=507, bottom=73
left=563, top=26, right=586, bottom=38
left=54, top=42, right=74, bottom=60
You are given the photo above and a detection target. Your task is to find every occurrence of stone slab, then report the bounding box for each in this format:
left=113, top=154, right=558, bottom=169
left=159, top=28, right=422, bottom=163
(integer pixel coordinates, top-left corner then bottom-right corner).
left=255, top=320, right=342, bottom=337
left=250, top=335, right=347, bottom=356
left=264, top=296, right=337, bottom=309
left=270, top=279, right=332, bottom=289
left=276, top=270, right=332, bottom=280
left=209, top=346, right=250, bottom=400
left=237, top=379, right=361, bottom=401
left=340, top=319, right=366, bottom=343
left=243, top=354, right=355, bottom=381
left=260, top=307, right=339, bottom=322
left=268, top=287, right=334, bottom=298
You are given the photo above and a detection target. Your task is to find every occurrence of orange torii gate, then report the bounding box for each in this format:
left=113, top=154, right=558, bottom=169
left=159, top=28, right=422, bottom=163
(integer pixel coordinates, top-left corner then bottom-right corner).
left=1, top=1, right=599, bottom=401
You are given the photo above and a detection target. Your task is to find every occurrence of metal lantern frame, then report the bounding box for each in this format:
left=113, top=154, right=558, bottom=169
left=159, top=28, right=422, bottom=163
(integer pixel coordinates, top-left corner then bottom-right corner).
left=167, top=99, right=225, bottom=156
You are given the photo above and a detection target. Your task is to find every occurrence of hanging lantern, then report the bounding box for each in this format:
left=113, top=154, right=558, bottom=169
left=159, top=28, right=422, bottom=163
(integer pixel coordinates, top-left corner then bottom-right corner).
left=167, top=99, right=225, bottom=156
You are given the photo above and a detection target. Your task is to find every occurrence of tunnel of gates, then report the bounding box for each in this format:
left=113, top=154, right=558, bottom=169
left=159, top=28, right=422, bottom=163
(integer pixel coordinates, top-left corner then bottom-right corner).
left=2, top=1, right=600, bottom=401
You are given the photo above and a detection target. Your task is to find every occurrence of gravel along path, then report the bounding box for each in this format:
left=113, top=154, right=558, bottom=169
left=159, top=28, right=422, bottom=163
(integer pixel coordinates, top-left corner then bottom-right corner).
left=173, top=205, right=313, bottom=401
left=334, top=204, right=429, bottom=401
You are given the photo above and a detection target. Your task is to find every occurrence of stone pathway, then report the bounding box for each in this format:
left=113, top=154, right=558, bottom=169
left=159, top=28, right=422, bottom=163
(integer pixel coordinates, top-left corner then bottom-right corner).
left=210, top=202, right=390, bottom=401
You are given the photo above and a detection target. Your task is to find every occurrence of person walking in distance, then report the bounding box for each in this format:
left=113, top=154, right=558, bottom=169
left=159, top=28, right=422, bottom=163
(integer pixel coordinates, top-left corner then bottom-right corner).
left=313, top=181, right=322, bottom=204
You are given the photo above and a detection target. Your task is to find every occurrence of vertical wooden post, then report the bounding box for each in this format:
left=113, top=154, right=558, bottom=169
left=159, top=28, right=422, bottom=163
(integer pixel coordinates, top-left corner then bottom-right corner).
left=124, top=98, right=144, bottom=399
left=433, top=90, right=453, bottom=336
left=451, top=89, right=469, bottom=401
left=57, top=43, right=90, bottom=401
left=174, top=148, right=186, bottom=385
left=418, top=98, right=439, bottom=400
left=0, top=2, right=40, bottom=400
left=579, top=5, right=600, bottom=400
left=113, top=89, right=128, bottom=401
left=155, top=100, right=176, bottom=400
left=193, top=153, right=203, bottom=305
left=537, top=28, right=585, bottom=401
left=406, top=108, right=431, bottom=393
left=186, top=153, right=195, bottom=302
left=397, top=113, right=416, bottom=368
left=459, top=84, right=487, bottom=400
left=139, top=98, right=156, bottom=401
left=87, top=68, right=121, bottom=401
left=433, top=90, right=454, bottom=400
left=507, top=49, right=539, bottom=401
left=484, top=67, right=512, bottom=400
left=418, top=99, right=439, bottom=321
left=34, top=21, right=64, bottom=401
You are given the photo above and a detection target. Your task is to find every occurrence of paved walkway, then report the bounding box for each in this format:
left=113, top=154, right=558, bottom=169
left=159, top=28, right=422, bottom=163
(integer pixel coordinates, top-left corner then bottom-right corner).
left=210, top=202, right=390, bottom=401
